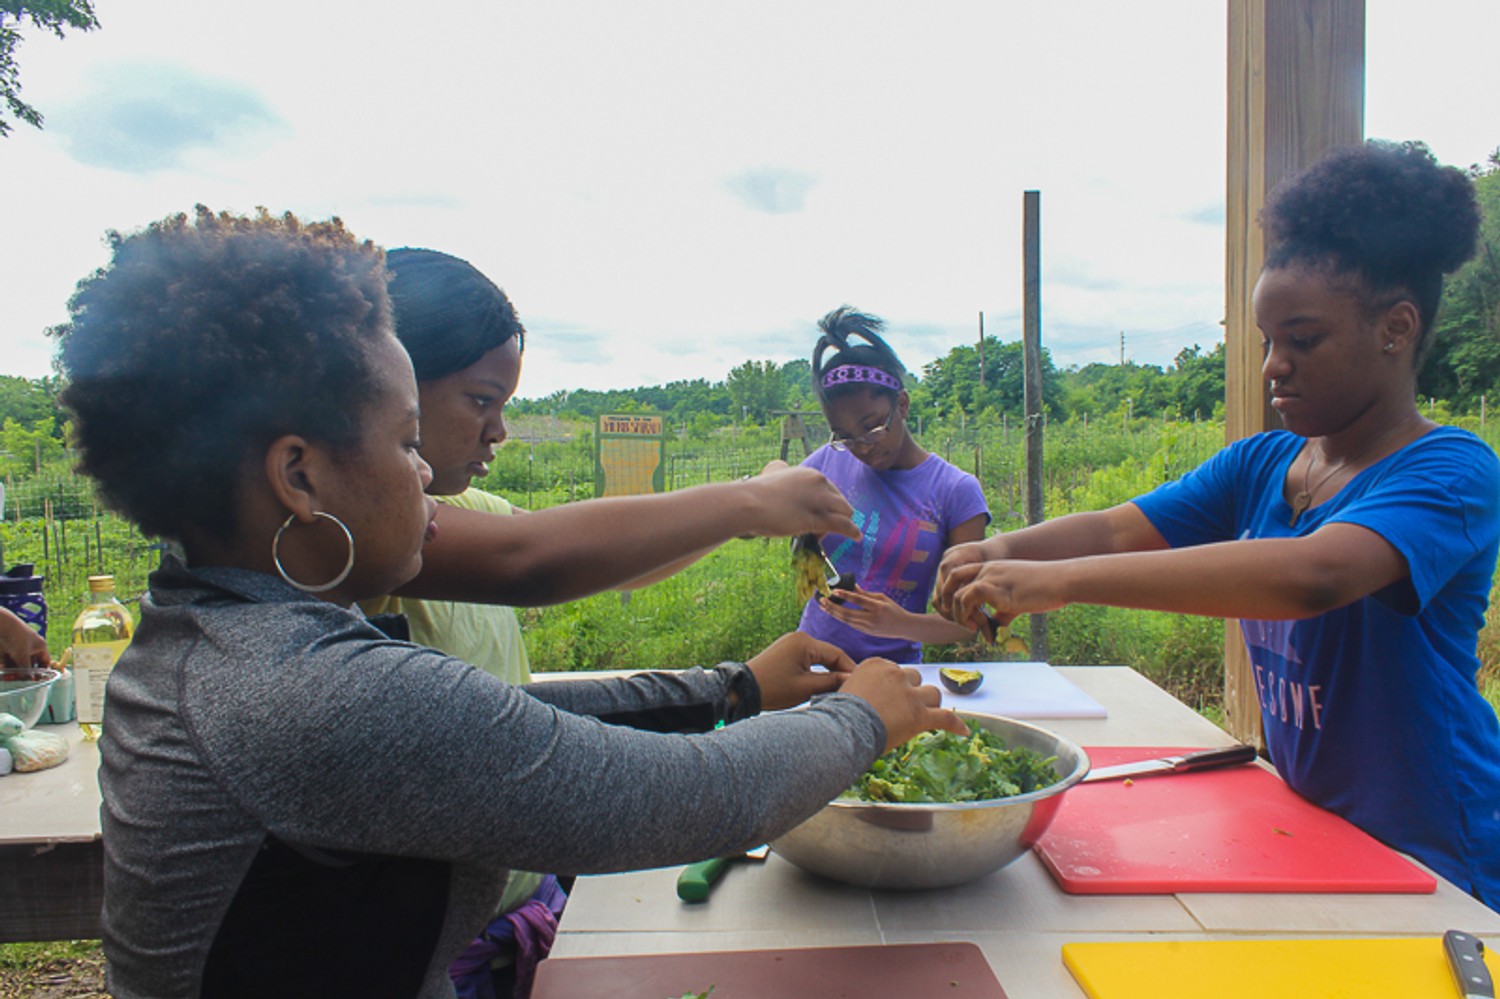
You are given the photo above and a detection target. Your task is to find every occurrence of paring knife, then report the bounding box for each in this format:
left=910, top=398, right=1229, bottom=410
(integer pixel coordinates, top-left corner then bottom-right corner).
left=676, top=845, right=770, bottom=902
left=977, top=613, right=1031, bottom=655
left=1445, top=929, right=1495, bottom=999
left=1081, top=744, right=1258, bottom=783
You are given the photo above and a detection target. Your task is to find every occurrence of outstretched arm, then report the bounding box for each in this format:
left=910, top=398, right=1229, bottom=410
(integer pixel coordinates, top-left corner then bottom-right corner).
left=395, top=465, right=859, bottom=606
left=612, top=460, right=799, bottom=591
left=933, top=503, right=1169, bottom=619
left=943, top=516, right=1407, bottom=632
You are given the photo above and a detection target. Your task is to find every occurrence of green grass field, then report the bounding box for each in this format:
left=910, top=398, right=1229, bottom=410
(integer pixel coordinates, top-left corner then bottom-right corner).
left=6, top=414, right=1499, bottom=716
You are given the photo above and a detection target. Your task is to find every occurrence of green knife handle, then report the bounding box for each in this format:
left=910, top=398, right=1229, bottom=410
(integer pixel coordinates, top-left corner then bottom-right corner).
left=677, top=857, right=730, bottom=902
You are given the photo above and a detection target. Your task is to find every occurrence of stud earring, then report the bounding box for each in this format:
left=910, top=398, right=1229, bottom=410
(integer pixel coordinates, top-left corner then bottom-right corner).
left=1382, top=343, right=1395, bottom=353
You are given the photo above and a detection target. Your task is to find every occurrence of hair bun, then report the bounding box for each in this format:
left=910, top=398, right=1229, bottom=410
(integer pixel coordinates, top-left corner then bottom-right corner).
left=812, top=306, right=906, bottom=383
left=1262, top=140, right=1480, bottom=283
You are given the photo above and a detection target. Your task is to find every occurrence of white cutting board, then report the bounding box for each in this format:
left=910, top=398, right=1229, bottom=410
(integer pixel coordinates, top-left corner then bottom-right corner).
left=918, top=662, right=1108, bottom=719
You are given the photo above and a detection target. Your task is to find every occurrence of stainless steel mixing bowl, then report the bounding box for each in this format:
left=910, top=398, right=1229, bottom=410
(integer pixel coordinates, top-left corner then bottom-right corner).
left=0, top=667, right=61, bottom=731
left=769, top=712, right=1090, bottom=890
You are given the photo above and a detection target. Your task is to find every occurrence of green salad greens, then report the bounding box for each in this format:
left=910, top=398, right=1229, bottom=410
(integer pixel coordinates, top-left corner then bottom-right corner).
left=842, top=719, right=1059, bottom=803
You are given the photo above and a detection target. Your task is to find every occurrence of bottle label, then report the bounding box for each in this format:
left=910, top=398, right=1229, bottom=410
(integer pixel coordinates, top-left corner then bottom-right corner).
left=73, top=640, right=130, bottom=723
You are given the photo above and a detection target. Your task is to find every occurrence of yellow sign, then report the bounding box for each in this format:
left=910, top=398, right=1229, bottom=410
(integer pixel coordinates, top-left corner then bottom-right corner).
left=595, top=413, right=667, bottom=497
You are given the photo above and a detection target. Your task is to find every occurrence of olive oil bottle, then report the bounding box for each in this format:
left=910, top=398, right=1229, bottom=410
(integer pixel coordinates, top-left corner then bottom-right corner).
left=71, top=575, right=134, bottom=725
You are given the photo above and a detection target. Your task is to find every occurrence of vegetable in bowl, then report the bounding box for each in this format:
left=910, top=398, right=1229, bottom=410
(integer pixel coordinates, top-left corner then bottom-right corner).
left=843, top=718, right=1059, bottom=804
left=769, top=712, right=1089, bottom=889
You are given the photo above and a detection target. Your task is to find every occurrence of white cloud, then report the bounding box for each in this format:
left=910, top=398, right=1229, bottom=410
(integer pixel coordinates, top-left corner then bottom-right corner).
left=47, top=62, right=287, bottom=172
left=1, top=0, right=1496, bottom=399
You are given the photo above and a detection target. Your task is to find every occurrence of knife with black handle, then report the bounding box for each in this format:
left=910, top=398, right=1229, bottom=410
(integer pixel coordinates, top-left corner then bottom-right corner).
left=1081, top=744, right=1258, bottom=783
left=1445, top=930, right=1495, bottom=999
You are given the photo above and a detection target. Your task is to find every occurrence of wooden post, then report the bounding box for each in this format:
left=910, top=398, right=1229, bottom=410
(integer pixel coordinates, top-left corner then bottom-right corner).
left=978, top=311, right=986, bottom=389
left=1224, top=0, right=1364, bottom=746
left=1022, top=189, right=1048, bottom=660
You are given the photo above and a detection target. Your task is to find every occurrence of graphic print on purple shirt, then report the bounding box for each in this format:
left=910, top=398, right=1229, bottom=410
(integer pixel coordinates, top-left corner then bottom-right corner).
left=797, top=446, right=989, bottom=663
left=824, top=507, right=945, bottom=605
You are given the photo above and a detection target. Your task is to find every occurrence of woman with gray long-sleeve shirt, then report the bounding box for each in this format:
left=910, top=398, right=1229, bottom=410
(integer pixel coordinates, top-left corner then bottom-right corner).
left=101, top=558, right=887, bottom=997
left=56, top=209, right=962, bottom=998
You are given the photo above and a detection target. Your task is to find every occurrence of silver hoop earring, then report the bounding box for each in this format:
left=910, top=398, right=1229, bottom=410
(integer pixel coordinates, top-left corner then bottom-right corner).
left=272, top=512, right=355, bottom=593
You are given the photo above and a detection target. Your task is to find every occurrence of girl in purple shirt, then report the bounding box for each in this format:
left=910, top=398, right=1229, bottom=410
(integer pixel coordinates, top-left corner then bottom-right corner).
left=797, top=307, right=990, bottom=663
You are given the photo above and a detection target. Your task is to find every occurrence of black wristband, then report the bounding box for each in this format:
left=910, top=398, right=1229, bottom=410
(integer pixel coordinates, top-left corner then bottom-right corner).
left=716, top=661, right=762, bottom=724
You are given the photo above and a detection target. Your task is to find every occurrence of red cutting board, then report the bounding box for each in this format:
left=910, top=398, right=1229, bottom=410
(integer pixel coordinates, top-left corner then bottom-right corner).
left=1034, top=746, right=1436, bottom=894
left=531, top=942, right=1008, bottom=998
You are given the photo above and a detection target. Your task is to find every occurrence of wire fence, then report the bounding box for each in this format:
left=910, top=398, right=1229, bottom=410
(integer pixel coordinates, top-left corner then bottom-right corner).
left=479, top=411, right=1229, bottom=515
left=6, top=411, right=1498, bottom=666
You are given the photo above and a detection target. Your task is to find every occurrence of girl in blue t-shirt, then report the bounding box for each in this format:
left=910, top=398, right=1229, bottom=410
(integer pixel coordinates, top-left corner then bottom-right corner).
left=933, top=140, right=1500, bottom=910
left=796, top=306, right=991, bottom=663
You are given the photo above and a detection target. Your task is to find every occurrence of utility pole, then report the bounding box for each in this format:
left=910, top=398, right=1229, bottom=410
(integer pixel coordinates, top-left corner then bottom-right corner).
left=1119, top=331, right=1125, bottom=365
left=1022, top=189, right=1048, bottom=661
left=978, top=311, right=985, bottom=389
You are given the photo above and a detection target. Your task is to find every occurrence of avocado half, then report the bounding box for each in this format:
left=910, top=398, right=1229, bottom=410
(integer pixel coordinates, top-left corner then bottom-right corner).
left=939, top=667, right=984, bottom=695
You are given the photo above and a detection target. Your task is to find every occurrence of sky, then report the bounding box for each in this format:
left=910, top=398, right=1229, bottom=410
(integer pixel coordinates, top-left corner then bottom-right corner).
left=2, top=1, right=1498, bottom=400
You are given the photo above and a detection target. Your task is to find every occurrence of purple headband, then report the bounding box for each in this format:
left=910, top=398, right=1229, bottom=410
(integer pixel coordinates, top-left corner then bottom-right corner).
left=820, top=364, right=903, bottom=393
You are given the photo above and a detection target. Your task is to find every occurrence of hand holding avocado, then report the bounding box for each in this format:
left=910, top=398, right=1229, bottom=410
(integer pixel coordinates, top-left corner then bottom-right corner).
left=745, top=632, right=855, bottom=710
left=816, top=585, right=913, bottom=638
left=739, top=465, right=861, bottom=542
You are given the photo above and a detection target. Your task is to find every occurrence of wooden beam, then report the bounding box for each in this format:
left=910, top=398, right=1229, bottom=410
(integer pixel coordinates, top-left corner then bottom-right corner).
left=1223, top=0, right=1364, bottom=746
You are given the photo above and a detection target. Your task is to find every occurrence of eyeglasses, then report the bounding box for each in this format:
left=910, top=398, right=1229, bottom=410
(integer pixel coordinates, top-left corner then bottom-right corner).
left=828, top=407, right=897, bottom=451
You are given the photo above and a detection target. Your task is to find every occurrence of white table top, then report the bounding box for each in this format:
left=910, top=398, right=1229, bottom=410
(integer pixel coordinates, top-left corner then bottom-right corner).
left=0, top=722, right=100, bottom=846
left=9, top=666, right=1498, bottom=993
left=549, top=666, right=1500, bottom=999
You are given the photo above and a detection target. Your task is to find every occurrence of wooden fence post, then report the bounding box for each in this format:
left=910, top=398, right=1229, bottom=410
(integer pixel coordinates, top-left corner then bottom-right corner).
left=1022, top=189, right=1048, bottom=660
left=1224, top=0, right=1364, bottom=747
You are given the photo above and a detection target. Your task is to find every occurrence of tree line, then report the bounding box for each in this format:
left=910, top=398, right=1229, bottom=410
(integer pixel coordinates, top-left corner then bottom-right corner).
left=501, top=340, right=1228, bottom=434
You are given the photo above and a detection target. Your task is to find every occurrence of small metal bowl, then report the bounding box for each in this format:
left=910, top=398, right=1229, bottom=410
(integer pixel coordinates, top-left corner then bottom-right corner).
left=769, top=712, right=1089, bottom=890
left=0, top=667, right=62, bottom=731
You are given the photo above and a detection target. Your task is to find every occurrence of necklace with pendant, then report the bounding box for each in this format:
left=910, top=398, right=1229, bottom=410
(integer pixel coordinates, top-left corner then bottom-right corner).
left=1287, top=458, right=1348, bottom=526
left=1287, top=419, right=1417, bottom=527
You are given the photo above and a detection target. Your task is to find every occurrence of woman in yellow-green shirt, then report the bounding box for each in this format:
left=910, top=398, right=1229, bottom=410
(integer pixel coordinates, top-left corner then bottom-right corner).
left=366, top=485, right=531, bottom=686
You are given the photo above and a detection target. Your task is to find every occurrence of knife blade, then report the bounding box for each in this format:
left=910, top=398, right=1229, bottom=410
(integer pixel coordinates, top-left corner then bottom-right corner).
left=1445, top=930, right=1495, bottom=999
left=1081, top=744, right=1258, bottom=783
left=977, top=613, right=1031, bottom=655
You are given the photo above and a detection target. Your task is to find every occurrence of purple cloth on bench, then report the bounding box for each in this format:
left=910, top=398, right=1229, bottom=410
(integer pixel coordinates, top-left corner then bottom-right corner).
left=449, top=875, right=568, bottom=999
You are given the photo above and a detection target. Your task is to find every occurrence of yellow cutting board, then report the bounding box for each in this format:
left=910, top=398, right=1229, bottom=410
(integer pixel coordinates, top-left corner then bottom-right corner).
left=1062, top=937, right=1499, bottom=999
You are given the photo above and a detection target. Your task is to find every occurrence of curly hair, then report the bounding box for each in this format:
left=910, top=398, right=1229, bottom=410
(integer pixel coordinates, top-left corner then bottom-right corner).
left=52, top=206, right=393, bottom=542
left=811, top=305, right=908, bottom=403
left=386, top=247, right=525, bottom=383
left=1260, top=140, right=1480, bottom=346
